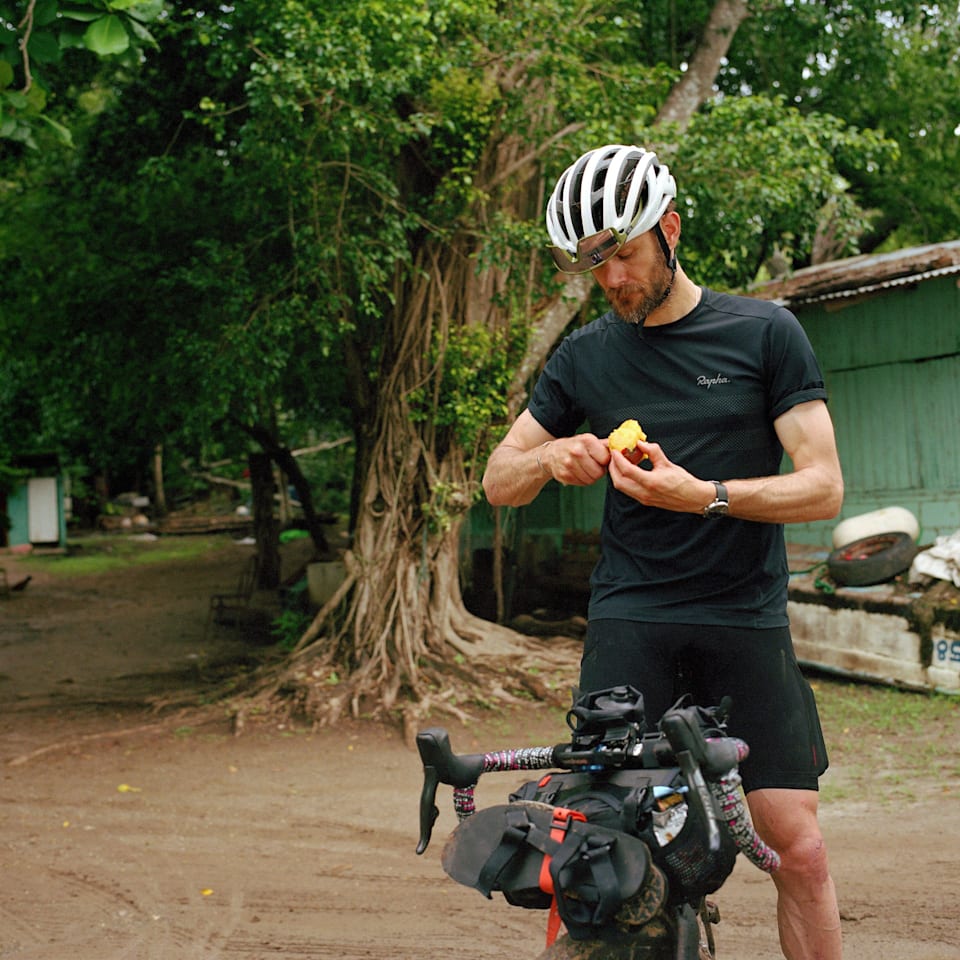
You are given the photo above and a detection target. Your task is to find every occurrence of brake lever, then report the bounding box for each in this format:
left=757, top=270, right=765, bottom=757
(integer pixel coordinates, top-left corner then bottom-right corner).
left=416, top=763, right=441, bottom=855
left=414, top=727, right=485, bottom=855
left=660, top=707, right=729, bottom=854
left=660, top=704, right=740, bottom=779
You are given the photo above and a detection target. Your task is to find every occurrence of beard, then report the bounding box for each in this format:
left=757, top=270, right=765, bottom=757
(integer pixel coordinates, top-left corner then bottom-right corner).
left=603, top=259, right=675, bottom=325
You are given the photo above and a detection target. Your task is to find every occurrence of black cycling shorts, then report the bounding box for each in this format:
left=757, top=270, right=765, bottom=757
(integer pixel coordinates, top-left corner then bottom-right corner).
left=579, top=619, right=829, bottom=793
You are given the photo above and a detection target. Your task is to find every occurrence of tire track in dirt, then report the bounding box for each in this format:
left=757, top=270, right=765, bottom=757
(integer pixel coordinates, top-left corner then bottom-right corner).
left=221, top=937, right=504, bottom=959
left=0, top=862, right=154, bottom=957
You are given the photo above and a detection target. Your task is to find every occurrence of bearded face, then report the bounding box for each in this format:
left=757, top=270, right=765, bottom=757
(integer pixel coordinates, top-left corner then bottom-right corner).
left=601, top=251, right=676, bottom=325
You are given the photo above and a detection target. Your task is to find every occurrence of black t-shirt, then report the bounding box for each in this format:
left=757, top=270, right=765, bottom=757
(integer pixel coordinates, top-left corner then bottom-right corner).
left=527, top=287, right=828, bottom=628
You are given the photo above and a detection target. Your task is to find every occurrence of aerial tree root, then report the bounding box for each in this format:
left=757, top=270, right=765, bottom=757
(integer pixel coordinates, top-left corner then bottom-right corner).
left=224, top=567, right=584, bottom=745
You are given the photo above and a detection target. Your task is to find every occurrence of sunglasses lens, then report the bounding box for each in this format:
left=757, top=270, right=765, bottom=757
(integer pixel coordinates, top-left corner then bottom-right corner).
left=550, top=229, right=623, bottom=273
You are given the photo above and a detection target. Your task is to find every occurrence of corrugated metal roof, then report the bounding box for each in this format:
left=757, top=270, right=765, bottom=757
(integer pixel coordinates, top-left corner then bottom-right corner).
left=749, top=239, right=960, bottom=307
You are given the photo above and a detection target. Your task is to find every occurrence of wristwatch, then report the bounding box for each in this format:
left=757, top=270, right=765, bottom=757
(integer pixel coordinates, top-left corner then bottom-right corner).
left=702, top=480, right=729, bottom=519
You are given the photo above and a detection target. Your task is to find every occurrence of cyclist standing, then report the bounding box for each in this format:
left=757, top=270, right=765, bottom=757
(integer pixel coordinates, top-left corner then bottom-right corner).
left=482, top=144, right=844, bottom=960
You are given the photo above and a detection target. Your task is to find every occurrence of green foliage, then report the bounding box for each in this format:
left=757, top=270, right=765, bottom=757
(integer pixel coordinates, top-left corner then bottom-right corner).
left=676, top=95, right=898, bottom=289
left=290, top=441, right=353, bottom=517
left=408, top=323, right=520, bottom=451
left=420, top=480, right=474, bottom=536
left=719, top=1, right=960, bottom=251
left=0, top=0, right=165, bottom=147
left=271, top=605, right=312, bottom=651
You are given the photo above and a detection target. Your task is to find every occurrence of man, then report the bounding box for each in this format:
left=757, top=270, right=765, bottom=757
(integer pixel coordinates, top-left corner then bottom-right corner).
left=482, top=144, right=844, bottom=960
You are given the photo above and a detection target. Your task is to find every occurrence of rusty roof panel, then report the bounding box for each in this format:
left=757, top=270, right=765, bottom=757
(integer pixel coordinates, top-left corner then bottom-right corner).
left=749, top=239, right=960, bottom=307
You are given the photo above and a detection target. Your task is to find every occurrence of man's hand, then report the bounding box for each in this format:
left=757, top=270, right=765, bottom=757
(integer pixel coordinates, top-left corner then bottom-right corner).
left=607, top=398, right=845, bottom=523
left=607, top=442, right=711, bottom=514
left=483, top=410, right=612, bottom=507
left=544, top=433, right=611, bottom=486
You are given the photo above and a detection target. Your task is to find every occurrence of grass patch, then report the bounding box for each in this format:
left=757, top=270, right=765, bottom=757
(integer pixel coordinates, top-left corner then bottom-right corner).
left=15, top=534, right=232, bottom=578
left=811, top=675, right=960, bottom=803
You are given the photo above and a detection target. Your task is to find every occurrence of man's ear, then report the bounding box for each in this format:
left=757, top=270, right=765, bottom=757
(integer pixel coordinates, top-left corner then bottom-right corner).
left=660, top=209, right=682, bottom=247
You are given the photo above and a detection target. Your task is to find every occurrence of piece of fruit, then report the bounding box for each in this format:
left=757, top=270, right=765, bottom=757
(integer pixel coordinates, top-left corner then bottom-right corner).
left=607, top=419, right=648, bottom=462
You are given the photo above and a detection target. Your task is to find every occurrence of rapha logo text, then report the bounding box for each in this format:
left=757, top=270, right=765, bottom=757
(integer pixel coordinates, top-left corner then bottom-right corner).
left=697, top=374, right=730, bottom=389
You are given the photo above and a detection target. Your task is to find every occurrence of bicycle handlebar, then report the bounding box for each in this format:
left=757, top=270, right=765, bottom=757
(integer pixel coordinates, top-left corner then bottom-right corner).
left=415, top=705, right=782, bottom=875
left=415, top=729, right=558, bottom=853
left=415, top=728, right=487, bottom=854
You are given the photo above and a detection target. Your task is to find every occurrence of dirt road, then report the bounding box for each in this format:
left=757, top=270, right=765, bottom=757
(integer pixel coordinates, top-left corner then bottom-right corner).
left=1, top=538, right=958, bottom=959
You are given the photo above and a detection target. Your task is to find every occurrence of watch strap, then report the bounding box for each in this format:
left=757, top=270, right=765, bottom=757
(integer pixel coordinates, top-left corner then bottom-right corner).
left=702, top=480, right=729, bottom=518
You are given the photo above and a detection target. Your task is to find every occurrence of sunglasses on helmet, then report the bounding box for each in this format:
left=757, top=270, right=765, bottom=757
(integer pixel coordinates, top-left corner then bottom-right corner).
left=549, top=226, right=629, bottom=274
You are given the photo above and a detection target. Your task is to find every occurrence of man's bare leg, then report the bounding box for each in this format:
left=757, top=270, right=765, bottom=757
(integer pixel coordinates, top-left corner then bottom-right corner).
left=747, top=788, right=842, bottom=960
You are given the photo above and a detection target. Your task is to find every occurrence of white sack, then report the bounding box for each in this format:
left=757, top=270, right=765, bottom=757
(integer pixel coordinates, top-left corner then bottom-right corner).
left=909, top=531, right=960, bottom=588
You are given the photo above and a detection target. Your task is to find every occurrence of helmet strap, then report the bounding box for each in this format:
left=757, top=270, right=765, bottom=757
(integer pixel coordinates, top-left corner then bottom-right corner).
left=653, top=222, right=676, bottom=271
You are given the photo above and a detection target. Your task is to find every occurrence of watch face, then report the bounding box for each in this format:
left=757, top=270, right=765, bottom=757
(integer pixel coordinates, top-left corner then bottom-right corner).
left=704, top=500, right=729, bottom=518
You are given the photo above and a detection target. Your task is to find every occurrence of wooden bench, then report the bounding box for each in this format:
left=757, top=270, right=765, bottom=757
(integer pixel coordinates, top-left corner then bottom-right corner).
left=206, top=555, right=259, bottom=636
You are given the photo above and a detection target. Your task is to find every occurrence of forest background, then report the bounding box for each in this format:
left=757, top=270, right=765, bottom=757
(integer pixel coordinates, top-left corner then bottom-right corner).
left=1, top=0, right=959, bottom=725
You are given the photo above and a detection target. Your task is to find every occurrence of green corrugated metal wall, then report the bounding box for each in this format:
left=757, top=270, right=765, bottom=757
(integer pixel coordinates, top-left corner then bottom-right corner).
left=793, top=273, right=960, bottom=545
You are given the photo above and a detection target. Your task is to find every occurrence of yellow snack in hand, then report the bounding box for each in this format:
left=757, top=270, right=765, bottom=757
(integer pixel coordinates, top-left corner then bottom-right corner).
left=607, top=419, right=648, bottom=461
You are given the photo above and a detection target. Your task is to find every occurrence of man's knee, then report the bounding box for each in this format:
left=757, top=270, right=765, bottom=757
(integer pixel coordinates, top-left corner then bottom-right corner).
left=775, top=830, right=832, bottom=891
left=746, top=788, right=831, bottom=886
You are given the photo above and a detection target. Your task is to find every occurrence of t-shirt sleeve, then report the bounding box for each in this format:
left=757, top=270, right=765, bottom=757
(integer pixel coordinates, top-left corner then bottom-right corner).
left=765, top=306, right=828, bottom=420
left=527, top=338, right=586, bottom=437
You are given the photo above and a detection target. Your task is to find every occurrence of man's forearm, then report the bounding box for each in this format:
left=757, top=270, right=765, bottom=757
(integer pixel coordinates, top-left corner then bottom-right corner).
left=725, top=466, right=843, bottom=524
left=482, top=442, right=553, bottom=507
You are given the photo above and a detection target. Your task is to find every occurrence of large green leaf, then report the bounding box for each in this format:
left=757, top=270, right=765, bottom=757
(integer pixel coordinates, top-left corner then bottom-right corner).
left=40, top=113, right=74, bottom=147
left=115, top=0, right=165, bottom=20
left=84, top=14, right=130, bottom=56
left=26, top=30, right=63, bottom=64
left=33, top=0, right=60, bottom=27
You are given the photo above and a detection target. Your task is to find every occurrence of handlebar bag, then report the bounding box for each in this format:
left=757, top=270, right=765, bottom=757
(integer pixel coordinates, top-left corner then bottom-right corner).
left=510, top=767, right=737, bottom=904
left=441, top=800, right=656, bottom=940
left=509, top=768, right=664, bottom=833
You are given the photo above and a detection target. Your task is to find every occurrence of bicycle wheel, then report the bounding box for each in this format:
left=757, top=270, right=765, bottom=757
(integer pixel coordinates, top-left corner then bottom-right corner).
left=534, top=924, right=675, bottom=960
left=534, top=865, right=675, bottom=960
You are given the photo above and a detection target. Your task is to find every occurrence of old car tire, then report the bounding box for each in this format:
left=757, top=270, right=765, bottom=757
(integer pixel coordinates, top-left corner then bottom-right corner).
left=831, top=506, right=919, bottom=549
left=827, top=532, right=919, bottom=587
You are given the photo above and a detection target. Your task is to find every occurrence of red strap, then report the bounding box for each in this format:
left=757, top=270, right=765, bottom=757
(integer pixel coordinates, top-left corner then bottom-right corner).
left=545, top=897, right=562, bottom=947
left=539, top=808, right=587, bottom=947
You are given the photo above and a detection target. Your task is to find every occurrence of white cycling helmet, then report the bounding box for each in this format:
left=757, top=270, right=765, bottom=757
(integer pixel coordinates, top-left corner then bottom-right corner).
left=546, top=144, right=677, bottom=273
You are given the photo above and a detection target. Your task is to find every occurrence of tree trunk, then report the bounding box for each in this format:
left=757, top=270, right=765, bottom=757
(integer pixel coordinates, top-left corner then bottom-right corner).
left=152, top=444, right=167, bottom=518
left=232, top=418, right=332, bottom=558
left=271, top=414, right=529, bottom=730
left=507, top=271, right=593, bottom=416
left=248, top=452, right=281, bottom=589
left=656, top=0, right=752, bottom=133
left=260, top=206, right=579, bottom=727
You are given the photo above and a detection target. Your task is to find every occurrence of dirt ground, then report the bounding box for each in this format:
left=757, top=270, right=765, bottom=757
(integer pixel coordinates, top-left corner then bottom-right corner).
left=0, top=536, right=958, bottom=960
